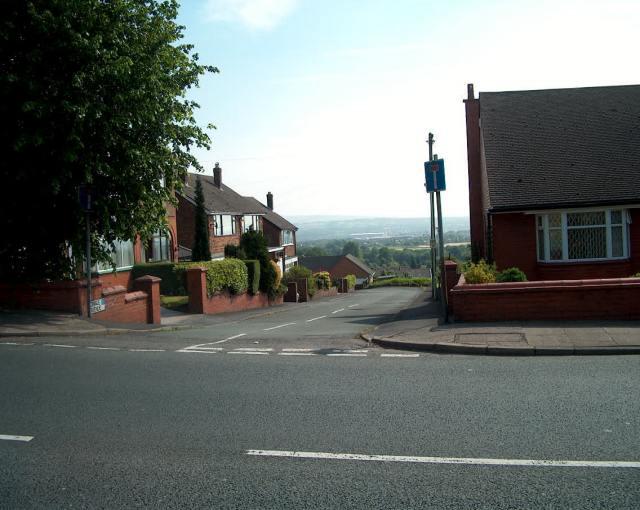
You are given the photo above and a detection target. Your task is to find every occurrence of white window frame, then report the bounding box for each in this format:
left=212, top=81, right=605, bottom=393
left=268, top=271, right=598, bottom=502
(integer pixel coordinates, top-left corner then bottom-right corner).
left=96, top=239, right=135, bottom=273
left=536, top=208, right=630, bottom=263
left=282, top=230, right=294, bottom=246
left=213, top=214, right=236, bottom=236
left=243, top=215, right=261, bottom=233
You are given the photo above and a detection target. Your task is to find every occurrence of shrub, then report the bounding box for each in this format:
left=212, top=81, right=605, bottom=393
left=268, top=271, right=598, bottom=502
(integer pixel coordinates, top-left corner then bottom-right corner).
left=283, top=265, right=317, bottom=296
left=131, top=262, right=183, bottom=295
left=202, top=259, right=248, bottom=296
left=244, top=260, right=260, bottom=295
left=496, top=267, right=527, bottom=282
left=370, top=277, right=430, bottom=288
left=314, top=271, right=331, bottom=290
left=224, top=244, right=247, bottom=260
left=633, top=272, right=640, bottom=278
left=271, top=260, right=282, bottom=289
left=463, top=260, right=497, bottom=284
left=240, top=230, right=279, bottom=295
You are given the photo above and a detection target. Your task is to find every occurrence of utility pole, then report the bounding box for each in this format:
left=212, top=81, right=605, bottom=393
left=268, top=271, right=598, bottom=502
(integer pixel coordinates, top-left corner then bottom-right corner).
left=427, top=133, right=437, bottom=300
left=436, top=176, right=448, bottom=322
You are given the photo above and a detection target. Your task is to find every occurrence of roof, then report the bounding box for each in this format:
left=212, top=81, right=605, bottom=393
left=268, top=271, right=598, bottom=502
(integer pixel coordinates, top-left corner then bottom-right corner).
left=479, top=85, right=640, bottom=212
left=180, top=173, right=265, bottom=215
left=243, top=197, right=298, bottom=231
left=299, top=254, right=375, bottom=276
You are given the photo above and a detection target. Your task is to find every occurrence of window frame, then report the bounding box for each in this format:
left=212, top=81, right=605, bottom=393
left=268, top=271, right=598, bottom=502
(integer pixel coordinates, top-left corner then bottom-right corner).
left=536, top=208, right=629, bottom=263
left=96, top=239, right=135, bottom=273
left=242, top=215, right=261, bottom=233
left=213, top=214, right=236, bottom=237
left=282, top=230, right=294, bottom=246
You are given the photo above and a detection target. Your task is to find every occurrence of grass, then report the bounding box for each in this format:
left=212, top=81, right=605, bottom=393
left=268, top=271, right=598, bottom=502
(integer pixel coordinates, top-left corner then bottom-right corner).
left=369, top=277, right=431, bottom=288
left=160, top=295, right=189, bottom=311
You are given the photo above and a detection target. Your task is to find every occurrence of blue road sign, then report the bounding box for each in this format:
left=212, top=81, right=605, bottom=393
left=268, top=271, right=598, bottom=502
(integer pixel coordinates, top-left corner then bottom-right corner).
left=425, top=159, right=446, bottom=192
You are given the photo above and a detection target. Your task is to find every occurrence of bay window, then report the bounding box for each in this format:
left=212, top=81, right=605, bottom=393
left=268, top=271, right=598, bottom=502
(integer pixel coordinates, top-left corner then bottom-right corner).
left=243, top=215, right=260, bottom=233
left=213, top=215, right=236, bottom=236
left=536, top=209, right=629, bottom=262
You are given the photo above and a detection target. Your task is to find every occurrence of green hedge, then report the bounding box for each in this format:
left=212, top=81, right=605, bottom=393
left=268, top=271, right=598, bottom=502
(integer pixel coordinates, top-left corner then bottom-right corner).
left=370, top=277, right=430, bottom=288
left=198, top=259, right=248, bottom=296
left=244, top=260, right=260, bottom=295
left=345, top=274, right=356, bottom=290
left=131, top=262, right=185, bottom=295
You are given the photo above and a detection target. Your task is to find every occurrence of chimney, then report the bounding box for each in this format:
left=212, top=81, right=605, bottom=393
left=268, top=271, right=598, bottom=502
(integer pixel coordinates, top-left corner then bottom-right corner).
left=213, top=162, right=222, bottom=188
left=266, top=191, right=273, bottom=210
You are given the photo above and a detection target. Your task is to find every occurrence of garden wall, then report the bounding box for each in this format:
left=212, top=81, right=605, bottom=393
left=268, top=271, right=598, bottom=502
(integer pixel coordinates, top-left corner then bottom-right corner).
left=448, top=273, right=640, bottom=321
left=186, top=268, right=282, bottom=314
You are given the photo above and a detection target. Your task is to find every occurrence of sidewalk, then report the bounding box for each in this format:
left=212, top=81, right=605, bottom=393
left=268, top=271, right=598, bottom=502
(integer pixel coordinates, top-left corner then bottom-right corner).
left=364, top=291, right=640, bottom=355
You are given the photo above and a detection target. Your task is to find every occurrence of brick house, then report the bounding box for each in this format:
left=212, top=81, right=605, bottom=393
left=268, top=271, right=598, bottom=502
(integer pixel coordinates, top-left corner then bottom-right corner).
left=176, top=164, right=298, bottom=266
left=299, top=254, right=375, bottom=286
left=243, top=193, right=298, bottom=274
left=464, top=83, right=640, bottom=281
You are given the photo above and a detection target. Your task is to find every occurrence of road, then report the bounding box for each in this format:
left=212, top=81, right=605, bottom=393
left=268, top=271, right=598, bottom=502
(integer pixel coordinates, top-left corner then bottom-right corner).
left=1, top=288, right=639, bottom=508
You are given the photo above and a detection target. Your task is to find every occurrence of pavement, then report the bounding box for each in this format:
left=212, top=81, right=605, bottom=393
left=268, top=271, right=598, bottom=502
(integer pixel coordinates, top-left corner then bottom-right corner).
left=364, top=290, right=640, bottom=355
left=2, top=289, right=639, bottom=354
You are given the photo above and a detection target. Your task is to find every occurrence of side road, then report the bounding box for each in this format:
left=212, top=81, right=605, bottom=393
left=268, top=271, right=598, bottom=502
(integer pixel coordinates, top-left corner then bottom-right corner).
left=363, top=290, right=640, bottom=355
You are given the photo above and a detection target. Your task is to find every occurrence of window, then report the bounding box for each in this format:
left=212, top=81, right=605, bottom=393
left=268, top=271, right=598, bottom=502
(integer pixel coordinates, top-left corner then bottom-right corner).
left=96, top=240, right=135, bottom=272
left=536, top=209, right=629, bottom=262
left=282, top=230, right=294, bottom=245
left=243, top=215, right=260, bottom=233
left=143, top=230, right=172, bottom=262
left=213, top=215, right=236, bottom=236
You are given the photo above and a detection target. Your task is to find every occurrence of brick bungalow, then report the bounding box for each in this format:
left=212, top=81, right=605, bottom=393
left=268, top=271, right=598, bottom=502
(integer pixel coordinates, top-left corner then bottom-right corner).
left=299, top=254, right=375, bottom=286
left=464, top=83, right=640, bottom=280
left=243, top=193, right=299, bottom=274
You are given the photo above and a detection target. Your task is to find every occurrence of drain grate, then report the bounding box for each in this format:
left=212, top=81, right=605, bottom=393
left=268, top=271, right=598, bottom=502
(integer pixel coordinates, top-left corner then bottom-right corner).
left=454, top=333, right=525, bottom=345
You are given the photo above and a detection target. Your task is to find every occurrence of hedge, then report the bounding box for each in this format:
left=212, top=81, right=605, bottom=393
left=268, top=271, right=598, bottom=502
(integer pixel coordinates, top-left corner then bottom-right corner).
left=131, top=262, right=185, bottom=295
left=370, top=277, right=430, bottom=288
left=244, top=260, right=260, bottom=295
left=345, top=274, right=356, bottom=290
left=197, top=259, right=248, bottom=296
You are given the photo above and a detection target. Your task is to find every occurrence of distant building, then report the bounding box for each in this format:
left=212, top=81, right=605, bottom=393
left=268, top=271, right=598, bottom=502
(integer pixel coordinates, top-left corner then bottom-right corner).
left=299, top=254, right=375, bottom=286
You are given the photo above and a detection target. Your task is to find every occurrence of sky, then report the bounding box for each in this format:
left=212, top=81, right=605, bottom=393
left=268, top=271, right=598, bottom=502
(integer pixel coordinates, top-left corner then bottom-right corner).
left=177, top=0, right=640, bottom=219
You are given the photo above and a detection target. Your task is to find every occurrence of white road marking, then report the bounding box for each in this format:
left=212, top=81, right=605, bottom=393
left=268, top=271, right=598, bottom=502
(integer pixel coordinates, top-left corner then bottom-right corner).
left=282, top=348, right=314, bottom=352
left=0, top=434, right=34, bottom=442
left=234, top=348, right=274, bottom=352
left=246, top=450, right=640, bottom=469
left=306, top=316, right=327, bottom=322
left=263, top=323, right=296, bottom=331
left=326, top=353, right=367, bottom=357
left=129, top=349, right=166, bottom=352
left=44, top=344, right=76, bottom=348
left=278, top=352, right=317, bottom=356
left=340, top=349, right=368, bottom=353
left=381, top=353, right=420, bottom=358
left=347, top=304, right=359, bottom=308
left=1, top=342, right=33, bottom=346
left=87, top=347, right=120, bottom=351
left=177, top=349, right=221, bottom=354
left=211, top=333, right=247, bottom=344
left=331, top=308, right=346, bottom=314
left=228, top=351, right=269, bottom=355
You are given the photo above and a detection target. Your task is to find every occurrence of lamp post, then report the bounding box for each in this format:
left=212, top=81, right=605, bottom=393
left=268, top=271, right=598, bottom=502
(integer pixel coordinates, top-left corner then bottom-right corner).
left=78, top=185, right=92, bottom=318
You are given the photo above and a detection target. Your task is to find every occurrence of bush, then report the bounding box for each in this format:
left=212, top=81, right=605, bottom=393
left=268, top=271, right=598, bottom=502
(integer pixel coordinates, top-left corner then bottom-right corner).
left=496, top=267, right=527, bottom=282
left=271, top=260, right=282, bottom=289
left=225, top=244, right=247, bottom=260
left=283, top=265, right=317, bottom=296
left=370, top=277, right=430, bottom=288
left=131, top=262, right=184, bottom=295
left=314, top=271, right=331, bottom=290
left=463, top=260, right=497, bottom=284
left=345, top=274, right=356, bottom=289
left=244, top=260, right=260, bottom=295
left=175, top=259, right=248, bottom=297
left=633, top=272, right=640, bottom=278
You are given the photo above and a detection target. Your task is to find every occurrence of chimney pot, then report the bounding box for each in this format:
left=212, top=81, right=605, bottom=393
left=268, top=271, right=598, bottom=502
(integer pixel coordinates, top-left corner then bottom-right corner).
left=467, top=83, right=475, bottom=100
left=213, top=163, right=222, bottom=188
left=266, top=192, right=273, bottom=210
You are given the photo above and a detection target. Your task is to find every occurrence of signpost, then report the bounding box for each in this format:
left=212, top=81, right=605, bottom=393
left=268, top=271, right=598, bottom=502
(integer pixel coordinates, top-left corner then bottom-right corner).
left=424, top=136, right=448, bottom=321
left=78, top=185, right=93, bottom=318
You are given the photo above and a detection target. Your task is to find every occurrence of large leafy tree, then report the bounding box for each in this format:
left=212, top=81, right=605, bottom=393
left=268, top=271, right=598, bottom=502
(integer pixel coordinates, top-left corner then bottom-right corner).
left=0, top=0, right=217, bottom=281
left=191, top=178, right=211, bottom=262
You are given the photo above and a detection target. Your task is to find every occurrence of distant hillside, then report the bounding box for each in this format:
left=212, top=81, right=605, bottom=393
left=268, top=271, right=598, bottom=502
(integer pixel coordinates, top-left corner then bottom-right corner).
left=290, top=216, right=470, bottom=242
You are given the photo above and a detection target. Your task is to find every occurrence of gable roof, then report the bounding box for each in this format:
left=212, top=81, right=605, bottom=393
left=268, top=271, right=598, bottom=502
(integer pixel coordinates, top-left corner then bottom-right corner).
left=479, top=84, right=640, bottom=212
left=300, top=254, right=375, bottom=276
left=180, top=173, right=265, bottom=215
left=242, top=197, right=298, bottom=231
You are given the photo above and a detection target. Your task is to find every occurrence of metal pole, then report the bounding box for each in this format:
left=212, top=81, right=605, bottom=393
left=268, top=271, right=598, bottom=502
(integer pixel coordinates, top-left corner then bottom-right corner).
left=86, top=212, right=92, bottom=318
left=436, top=191, right=448, bottom=322
left=427, top=133, right=437, bottom=300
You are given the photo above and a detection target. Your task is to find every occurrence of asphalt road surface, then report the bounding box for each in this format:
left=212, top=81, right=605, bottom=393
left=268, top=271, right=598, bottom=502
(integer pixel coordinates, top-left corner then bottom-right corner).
left=1, top=289, right=639, bottom=508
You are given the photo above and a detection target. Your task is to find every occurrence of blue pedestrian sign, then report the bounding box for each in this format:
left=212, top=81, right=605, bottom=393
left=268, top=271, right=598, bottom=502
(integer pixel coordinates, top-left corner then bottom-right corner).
left=425, top=159, right=446, bottom=192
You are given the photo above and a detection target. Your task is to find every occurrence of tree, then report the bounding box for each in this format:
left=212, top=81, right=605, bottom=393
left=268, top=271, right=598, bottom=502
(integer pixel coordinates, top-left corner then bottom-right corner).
left=191, top=178, right=211, bottom=261
left=341, top=240, right=362, bottom=259
left=240, top=230, right=276, bottom=295
left=0, top=0, right=217, bottom=281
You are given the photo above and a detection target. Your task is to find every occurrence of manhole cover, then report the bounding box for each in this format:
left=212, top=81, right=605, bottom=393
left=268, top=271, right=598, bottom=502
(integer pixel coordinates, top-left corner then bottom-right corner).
left=454, top=333, right=525, bottom=345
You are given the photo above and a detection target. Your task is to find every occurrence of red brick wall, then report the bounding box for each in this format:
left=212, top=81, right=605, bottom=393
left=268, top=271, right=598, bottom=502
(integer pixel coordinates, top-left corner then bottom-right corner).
left=451, top=276, right=640, bottom=321
left=492, top=209, right=640, bottom=281
left=177, top=194, right=196, bottom=252
left=330, top=258, right=370, bottom=279
left=262, top=219, right=281, bottom=247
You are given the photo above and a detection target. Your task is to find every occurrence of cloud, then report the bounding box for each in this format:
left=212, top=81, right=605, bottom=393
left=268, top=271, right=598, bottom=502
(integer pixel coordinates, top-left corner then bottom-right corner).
left=203, top=0, right=298, bottom=29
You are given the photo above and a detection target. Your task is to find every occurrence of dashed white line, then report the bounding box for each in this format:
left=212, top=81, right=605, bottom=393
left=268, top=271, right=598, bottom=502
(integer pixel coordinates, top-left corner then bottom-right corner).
left=326, top=353, right=367, bottom=357
left=282, top=348, right=314, bottom=352
left=44, top=344, right=76, bottom=348
left=263, top=322, right=296, bottom=331
left=246, top=450, right=640, bottom=469
left=129, top=349, right=166, bottom=352
left=234, top=348, right=274, bottom=352
left=331, top=308, right=346, bottom=314
left=306, top=316, right=327, bottom=322
left=340, top=349, right=368, bottom=353
left=228, top=351, right=269, bottom=355
left=278, top=352, right=317, bottom=356
left=347, top=304, right=359, bottom=308
left=177, top=349, right=221, bottom=354
left=0, top=434, right=34, bottom=442
left=1, top=342, right=33, bottom=346
left=381, top=353, right=420, bottom=358
left=87, top=346, right=120, bottom=351
left=211, top=333, right=247, bottom=344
